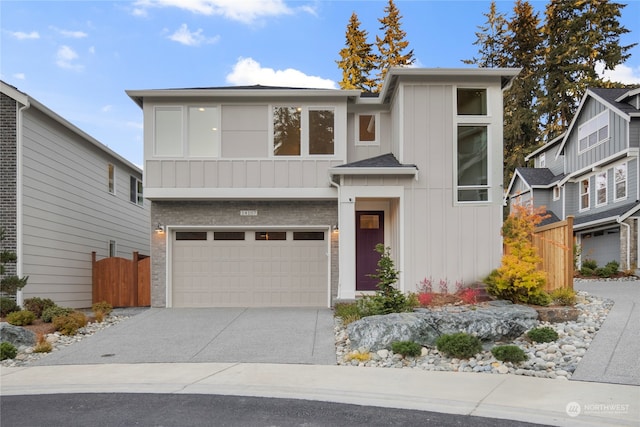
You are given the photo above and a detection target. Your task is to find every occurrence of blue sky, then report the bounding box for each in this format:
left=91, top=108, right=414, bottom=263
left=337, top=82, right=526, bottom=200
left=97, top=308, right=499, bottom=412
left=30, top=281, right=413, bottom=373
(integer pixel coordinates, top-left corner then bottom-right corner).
left=2, top=0, right=639, bottom=167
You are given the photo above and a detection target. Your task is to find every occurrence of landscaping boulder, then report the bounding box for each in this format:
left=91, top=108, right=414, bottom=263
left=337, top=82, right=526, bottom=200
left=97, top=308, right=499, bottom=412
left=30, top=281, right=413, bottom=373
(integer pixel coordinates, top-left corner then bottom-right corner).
left=534, top=306, right=580, bottom=323
left=346, top=302, right=539, bottom=351
left=0, top=322, right=36, bottom=347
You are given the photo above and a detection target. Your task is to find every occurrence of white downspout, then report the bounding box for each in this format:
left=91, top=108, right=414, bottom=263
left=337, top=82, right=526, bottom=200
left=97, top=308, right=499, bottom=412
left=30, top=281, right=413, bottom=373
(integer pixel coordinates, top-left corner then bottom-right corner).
left=329, top=173, right=341, bottom=303
left=618, top=219, right=631, bottom=271
left=15, top=99, right=31, bottom=307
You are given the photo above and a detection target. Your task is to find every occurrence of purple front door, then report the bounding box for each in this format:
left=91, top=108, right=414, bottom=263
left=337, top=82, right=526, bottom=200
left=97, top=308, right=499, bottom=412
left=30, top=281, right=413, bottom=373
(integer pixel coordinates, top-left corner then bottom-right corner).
left=356, top=211, right=384, bottom=291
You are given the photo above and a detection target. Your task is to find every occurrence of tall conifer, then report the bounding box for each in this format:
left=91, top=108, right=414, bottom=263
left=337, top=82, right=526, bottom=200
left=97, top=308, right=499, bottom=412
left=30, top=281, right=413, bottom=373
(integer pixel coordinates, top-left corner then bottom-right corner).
left=463, top=1, right=508, bottom=68
left=374, top=0, right=414, bottom=92
left=336, top=12, right=377, bottom=91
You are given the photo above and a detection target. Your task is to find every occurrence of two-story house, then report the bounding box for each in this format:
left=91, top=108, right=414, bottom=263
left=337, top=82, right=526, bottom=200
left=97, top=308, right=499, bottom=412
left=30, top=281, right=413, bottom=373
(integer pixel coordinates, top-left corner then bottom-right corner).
left=506, top=87, right=640, bottom=271
left=1, top=81, right=150, bottom=308
left=127, top=67, right=520, bottom=308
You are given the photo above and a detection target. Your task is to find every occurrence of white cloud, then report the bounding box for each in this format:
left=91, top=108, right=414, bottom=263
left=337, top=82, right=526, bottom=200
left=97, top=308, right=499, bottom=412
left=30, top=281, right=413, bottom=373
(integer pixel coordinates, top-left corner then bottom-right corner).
left=168, top=23, right=220, bottom=46
left=50, top=26, right=88, bottom=38
left=56, top=45, right=83, bottom=71
left=133, top=0, right=297, bottom=24
left=226, top=57, right=337, bottom=89
left=101, top=105, right=113, bottom=113
left=13, top=73, right=26, bottom=80
left=596, top=62, right=640, bottom=85
left=10, top=31, right=40, bottom=40
left=89, top=46, right=96, bottom=54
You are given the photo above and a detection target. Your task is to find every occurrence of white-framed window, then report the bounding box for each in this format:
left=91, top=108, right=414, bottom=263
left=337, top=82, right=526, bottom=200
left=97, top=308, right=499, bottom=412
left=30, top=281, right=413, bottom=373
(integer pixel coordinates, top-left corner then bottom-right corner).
left=457, top=88, right=488, bottom=115
left=356, top=113, right=379, bottom=145
left=580, top=178, right=590, bottom=211
left=615, top=163, right=627, bottom=201
left=272, top=105, right=335, bottom=157
left=130, top=176, right=143, bottom=206
left=596, top=171, right=607, bottom=207
left=108, top=163, right=115, bottom=194
left=108, top=240, right=116, bottom=257
left=578, top=111, right=609, bottom=152
left=188, top=106, right=220, bottom=157
left=553, top=186, right=561, bottom=201
left=539, top=153, right=546, bottom=168
left=154, top=106, right=183, bottom=157
left=457, top=125, right=489, bottom=202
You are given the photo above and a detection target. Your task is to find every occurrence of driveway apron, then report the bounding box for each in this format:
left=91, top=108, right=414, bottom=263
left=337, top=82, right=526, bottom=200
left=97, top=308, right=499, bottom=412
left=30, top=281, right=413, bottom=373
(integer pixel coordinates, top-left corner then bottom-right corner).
left=31, top=308, right=336, bottom=366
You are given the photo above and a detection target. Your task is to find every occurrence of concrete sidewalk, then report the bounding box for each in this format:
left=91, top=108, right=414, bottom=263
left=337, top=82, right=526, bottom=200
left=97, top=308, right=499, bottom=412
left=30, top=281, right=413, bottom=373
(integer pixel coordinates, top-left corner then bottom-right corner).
left=572, top=280, right=640, bottom=386
left=1, top=363, right=638, bottom=427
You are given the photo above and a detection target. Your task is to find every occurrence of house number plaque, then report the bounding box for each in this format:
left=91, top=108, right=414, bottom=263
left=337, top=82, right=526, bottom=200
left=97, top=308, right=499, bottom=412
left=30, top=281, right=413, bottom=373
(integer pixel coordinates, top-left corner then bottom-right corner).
left=240, top=210, right=258, bottom=216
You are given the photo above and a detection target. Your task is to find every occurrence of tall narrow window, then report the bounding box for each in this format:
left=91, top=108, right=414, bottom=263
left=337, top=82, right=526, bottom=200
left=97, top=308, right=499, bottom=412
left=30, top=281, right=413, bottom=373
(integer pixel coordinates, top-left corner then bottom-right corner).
left=357, top=114, right=377, bottom=143
left=309, top=108, right=334, bottom=155
left=580, top=179, right=590, bottom=210
left=108, top=240, right=116, bottom=257
left=108, top=164, right=115, bottom=194
left=130, top=176, right=143, bottom=206
left=188, top=106, right=219, bottom=157
left=596, top=172, right=607, bottom=207
left=615, top=163, right=627, bottom=201
left=154, top=106, right=183, bottom=156
left=539, top=153, right=546, bottom=168
left=457, top=126, right=488, bottom=202
left=273, top=106, right=301, bottom=156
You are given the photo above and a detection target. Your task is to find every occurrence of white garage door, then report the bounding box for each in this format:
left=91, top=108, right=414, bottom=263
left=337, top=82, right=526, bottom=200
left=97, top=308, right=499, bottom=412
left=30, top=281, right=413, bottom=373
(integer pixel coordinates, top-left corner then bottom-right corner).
left=580, top=227, right=620, bottom=267
left=172, top=230, right=328, bottom=307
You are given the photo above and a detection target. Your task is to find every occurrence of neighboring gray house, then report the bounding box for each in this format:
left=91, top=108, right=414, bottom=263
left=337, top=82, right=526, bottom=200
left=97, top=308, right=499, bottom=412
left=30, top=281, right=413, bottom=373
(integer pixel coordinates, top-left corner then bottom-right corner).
left=506, top=87, right=640, bottom=270
left=1, top=81, right=150, bottom=308
left=127, top=67, right=520, bottom=308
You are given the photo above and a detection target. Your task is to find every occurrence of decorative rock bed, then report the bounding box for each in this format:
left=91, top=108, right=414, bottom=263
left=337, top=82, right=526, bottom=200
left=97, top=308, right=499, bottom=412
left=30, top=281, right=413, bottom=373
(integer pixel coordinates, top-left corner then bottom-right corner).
left=335, top=291, right=613, bottom=379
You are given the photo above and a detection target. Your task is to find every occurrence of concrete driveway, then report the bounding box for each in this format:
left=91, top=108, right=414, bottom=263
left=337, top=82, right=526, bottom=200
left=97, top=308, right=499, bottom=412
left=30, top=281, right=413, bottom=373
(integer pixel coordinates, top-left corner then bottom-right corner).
left=31, top=307, right=336, bottom=366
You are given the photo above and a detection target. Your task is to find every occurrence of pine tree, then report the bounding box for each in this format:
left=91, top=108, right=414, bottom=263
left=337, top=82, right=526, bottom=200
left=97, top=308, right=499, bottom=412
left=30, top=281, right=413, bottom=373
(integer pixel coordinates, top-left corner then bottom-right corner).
left=462, top=1, right=509, bottom=68
left=502, top=1, right=544, bottom=186
left=336, top=12, right=377, bottom=91
left=540, top=0, right=636, bottom=140
left=374, top=0, right=414, bottom=92
left=0, top=228, right=28, bottom=296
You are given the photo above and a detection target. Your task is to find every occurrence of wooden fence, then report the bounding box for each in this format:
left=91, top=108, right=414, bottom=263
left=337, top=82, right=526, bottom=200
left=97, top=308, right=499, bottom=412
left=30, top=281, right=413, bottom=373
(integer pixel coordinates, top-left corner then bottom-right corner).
left=533, top=216, right=574, bottom=292
left=92, top=251, right=150, bottom=307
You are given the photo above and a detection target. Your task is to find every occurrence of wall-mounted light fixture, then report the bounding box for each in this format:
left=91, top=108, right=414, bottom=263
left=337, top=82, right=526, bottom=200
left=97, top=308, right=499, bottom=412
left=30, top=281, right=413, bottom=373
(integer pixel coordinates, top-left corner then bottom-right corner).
left=332, top=224, right=339, bottom=232
left=155, top=223, right=165, bottom=233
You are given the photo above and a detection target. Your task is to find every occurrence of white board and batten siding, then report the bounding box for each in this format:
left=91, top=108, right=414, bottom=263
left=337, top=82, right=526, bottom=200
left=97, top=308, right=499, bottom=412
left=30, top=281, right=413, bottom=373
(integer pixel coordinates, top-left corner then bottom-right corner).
left=20, top=107, right=150, bottom=308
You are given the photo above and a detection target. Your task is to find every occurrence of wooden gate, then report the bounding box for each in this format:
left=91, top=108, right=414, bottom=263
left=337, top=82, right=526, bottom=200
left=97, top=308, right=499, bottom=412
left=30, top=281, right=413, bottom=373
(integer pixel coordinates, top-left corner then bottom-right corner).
left=92, top=251, right=150, bottom=307
left=533, top=216, right=574, bottom=292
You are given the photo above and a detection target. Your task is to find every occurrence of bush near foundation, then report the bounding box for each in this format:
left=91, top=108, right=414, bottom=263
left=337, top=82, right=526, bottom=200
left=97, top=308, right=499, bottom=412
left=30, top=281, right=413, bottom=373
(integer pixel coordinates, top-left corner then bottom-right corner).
left=23, top=297, right=56, bottom=319
left=0, top=297, right=19, bottom=317
left=6, top=310, right=36, bottom=326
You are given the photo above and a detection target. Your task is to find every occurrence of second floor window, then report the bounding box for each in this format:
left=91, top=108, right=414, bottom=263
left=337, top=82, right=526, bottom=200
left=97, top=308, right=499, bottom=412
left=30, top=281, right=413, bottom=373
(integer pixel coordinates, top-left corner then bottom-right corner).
left=108, top=164, right=115, bottom=194
left=578, top=111, right=609, bottom=152
left=130, top=176, right=143, bottom=206
left=596, top=172, right=607, bottom=207
left=580, top=179, right=590, bottom=211
left=273, top=106, right=334, bottom=156
left=615, top=163, right=627, bottom=201
left=357, top=114, right=377, bottom=144
left=539, top=153, right=546, bottom=168
left=457, top=125, right=488, bottom=202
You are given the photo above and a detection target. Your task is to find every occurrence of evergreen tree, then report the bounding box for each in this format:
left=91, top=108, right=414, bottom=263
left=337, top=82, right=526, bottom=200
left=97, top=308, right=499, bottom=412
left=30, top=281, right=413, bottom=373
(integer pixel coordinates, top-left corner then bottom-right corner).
left=336, top=12, right=377, bottom=91
left=502, top=1, right=544, bottom=186
left=374, top=0, right=414, bottom=92
left=0, top=228, right=28, bottom=296
left=462, top=1, right=509, bottom=68
left=540, top=0, right=636, bottom=140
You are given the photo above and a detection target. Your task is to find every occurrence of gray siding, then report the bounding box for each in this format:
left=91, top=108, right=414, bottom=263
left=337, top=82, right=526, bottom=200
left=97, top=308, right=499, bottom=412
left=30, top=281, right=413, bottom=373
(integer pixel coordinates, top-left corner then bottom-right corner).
left=566, top=99, right=629, bottom=173
left=0, top=93, right=17, bottom=278
left=544, top=145, right=564, bottom=176
left=20, top=107, right=150, bottom=307
left=630, top=119, right=640, bottom=149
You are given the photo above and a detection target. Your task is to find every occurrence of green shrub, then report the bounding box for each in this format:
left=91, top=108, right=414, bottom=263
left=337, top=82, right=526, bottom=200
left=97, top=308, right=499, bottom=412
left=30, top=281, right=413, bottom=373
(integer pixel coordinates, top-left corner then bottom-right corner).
left=594, top=260, right=620, bottom=278
left=0, top=342, right=18, bottom=360
left=527, top=326, right=559, bottom=343
left=491, top=345, right=527, bottom=363
left=6, top=310, right=36, bottom=326
left=436, top=333, right=482, bottom=359
left=0, top=297, right=19, bottom=317
left=391, top=341, right=422, bottom=357
left=334, top=302, right=361, bottom=325
left=550, top=288, right=576, bottom=306
left=527, top=290, right=552, bottom=306
left=91, top=301, right=113, bottom=316
left=23, top=297, right=56, bottom=319
left=41, top=306, right=73, bottom=323
left=52, top=312, right=87, bottom=336
left=581, top=259, right=598, bottom=270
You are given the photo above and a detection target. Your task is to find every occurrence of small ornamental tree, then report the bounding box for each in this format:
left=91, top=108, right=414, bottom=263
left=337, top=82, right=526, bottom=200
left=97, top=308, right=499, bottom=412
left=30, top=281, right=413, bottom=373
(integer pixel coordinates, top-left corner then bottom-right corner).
left=486, top=205, right=549, bottom=304
left=0, top=228, right=28, bottom=296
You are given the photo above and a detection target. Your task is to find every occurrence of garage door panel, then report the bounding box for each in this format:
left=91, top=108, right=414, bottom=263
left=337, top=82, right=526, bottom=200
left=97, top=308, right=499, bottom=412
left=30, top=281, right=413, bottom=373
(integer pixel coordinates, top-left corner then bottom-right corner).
left=172, top=229, right=328, bottom=307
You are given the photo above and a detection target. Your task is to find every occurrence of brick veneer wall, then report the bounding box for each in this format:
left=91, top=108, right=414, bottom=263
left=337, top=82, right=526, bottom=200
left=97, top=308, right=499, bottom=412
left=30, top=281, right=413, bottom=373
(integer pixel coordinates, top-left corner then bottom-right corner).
left=0, top=93, right=18, bottom=278
left=150, top=200, right=339, bottom=307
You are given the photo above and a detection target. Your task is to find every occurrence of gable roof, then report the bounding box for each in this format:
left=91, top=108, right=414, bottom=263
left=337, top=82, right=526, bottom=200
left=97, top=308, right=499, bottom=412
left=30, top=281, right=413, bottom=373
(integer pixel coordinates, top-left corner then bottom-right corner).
left=515, top=167, right=560, bottom=186
left=1, top=80, right=142, bottom=174
left=524, top=133, right=565, bottom=162
left=555, top=87, right=640, bottom=159
left=573, top=201, right=640, bottom=230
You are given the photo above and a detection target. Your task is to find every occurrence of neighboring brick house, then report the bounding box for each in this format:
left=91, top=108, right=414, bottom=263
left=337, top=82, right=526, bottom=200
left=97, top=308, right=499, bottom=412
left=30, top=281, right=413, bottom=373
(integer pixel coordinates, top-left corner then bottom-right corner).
left=1, top=81, right=150, bottom=308
left=127, top=67, right=520, bottom=308
left=506, top=87, right=640, bottom=271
